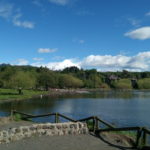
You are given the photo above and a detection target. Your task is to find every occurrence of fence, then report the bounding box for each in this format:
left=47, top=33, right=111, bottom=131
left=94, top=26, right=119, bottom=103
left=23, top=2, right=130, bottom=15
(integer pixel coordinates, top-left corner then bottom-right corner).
left=11, top=110, right=150, bottom=150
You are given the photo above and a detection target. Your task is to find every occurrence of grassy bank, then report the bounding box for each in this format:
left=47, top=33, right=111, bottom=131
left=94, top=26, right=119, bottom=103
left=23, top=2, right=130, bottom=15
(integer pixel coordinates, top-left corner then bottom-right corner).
left=0, top=88, right=49, bottom=101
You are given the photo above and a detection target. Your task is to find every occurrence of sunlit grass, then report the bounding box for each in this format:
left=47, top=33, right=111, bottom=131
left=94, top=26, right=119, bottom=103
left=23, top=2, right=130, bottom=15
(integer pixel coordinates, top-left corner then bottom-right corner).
left=0, top=88, right=48, bottom=101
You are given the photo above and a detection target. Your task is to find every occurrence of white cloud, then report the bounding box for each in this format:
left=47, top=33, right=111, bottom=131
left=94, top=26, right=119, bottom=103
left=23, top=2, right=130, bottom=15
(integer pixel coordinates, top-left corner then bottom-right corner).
left=0, top=2, right=13, bottom=18
left=16, top=59, right=29, bottom=65
left=81, top=55, right=130, bottom=70
left=145, top=12, right=150, bottom=16
left=125, top=26, right=150, bottom=40
left=33, top=57, right=44, bottom=61
left=49, top=0, right=70, bottom=6
left=80, top=52, right=150, bottom=71
left=38, top=48, right=57, bottom=53
left=127, top=18, right=141, bottom=27
left=13, top=14, right=34, bottom=29
left=0, top=2, right=35, bottom=29
left=32, top=59, right=80, bottom=70
left=32, top=0, right=42, bottom=7
left=31, top=51, right=150, bottom=71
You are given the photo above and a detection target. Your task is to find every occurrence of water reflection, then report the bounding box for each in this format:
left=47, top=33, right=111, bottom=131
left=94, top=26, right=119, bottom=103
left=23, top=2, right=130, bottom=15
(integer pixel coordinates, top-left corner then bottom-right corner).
left=0, top=90, right=150, bottom=127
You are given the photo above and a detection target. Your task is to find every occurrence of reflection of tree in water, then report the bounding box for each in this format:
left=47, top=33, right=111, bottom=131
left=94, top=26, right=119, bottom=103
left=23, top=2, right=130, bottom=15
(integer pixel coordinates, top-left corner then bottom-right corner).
left=0, top=91, right=149, bottom=117
left=0, top=96, right=57, bottom=115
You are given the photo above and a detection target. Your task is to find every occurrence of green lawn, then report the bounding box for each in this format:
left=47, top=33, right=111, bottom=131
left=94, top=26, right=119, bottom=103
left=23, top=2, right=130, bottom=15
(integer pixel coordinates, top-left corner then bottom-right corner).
left=0, top=88, right=49, bottom=101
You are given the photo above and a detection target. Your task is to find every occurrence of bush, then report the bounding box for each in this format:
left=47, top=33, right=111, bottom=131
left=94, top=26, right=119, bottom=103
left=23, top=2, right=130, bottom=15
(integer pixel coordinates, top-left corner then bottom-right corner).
left=112, top=79, right=132, bottom=89
left=59, top=74, right=84, bottom=88
left=138, top=78, right=150, bottom=89
left=0, top=80, right=3, bottom=88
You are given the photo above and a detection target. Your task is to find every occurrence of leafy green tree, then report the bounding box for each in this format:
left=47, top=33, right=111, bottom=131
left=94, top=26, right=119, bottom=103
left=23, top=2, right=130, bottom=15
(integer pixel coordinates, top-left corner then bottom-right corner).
left=8, top=71, right=36, bottom=89
left=138, top=78, right=150, bottom=89
left=37, top=71, right=58, bottom=90
left=0, top=80, right=3, bottom=88
left=112, top=79, right=132, bottom=89
left=59, top=74, right=83, bottom=88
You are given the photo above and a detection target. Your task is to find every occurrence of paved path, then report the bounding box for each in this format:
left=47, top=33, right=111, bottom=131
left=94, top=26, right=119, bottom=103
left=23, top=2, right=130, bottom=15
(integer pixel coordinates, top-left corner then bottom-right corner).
left=0, top=134, right=134, bottom=150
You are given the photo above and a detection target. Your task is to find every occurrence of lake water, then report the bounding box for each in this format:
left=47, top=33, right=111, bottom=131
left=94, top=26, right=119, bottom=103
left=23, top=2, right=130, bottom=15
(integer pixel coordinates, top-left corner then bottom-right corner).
left=0, top=90, right=150, bottom=128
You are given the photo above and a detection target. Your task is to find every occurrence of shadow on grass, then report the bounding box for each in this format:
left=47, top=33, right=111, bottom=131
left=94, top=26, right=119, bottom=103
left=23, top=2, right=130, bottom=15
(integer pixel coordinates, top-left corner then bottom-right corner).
left=0, top=92, right=19, bottom=95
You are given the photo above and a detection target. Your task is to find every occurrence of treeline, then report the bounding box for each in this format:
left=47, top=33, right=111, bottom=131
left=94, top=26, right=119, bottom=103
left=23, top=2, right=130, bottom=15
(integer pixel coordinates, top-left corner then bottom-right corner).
left=0, top=64, right=150, bottom=90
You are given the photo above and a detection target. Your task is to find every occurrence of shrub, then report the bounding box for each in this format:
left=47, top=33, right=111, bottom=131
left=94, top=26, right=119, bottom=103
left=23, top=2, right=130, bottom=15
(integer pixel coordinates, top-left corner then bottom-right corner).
left=112, top=79, right=132, bottom=89
left=138, top=78, right=150, bottom=89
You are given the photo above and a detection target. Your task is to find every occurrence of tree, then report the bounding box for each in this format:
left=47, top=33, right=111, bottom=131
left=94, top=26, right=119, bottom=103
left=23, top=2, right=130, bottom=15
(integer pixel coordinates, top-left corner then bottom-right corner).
left=112, top=79, right=132, bottom=89
left=8, top=71, right=36, bottom=91
left=138, top=78, right=150, bottom=89
left=37, top=71, right=58, bottom=90
left=62, top=66, right=80, bottom=74
left=59, top=74, right=83, bottom=88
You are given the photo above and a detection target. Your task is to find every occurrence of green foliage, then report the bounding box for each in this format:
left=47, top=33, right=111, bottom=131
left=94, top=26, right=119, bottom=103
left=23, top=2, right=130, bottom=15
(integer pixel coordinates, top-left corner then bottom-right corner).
left=0, top=80, right=4, bottom=88
left=86, top=120, right=94, bottom=130
left=1, top=64, right=150, bottom=90
left=112, top=79, right=132, bottom=89
left=83, top=70, right=103, bottom=88
left=111, top=131, right=136, bottom=138
left=138, top=78, right=150, bottom=89
left=8, top=71, right=36, bottom=89
left=37, top=70, right=58, bottom=90
left=59, top=74, right=83, bottom=88
left=13, top=113, right=22, bottom=121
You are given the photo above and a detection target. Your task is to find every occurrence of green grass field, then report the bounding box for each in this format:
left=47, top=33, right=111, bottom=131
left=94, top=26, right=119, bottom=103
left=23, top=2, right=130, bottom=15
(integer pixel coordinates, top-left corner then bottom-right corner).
left=0, top=88, right=49, bottom=101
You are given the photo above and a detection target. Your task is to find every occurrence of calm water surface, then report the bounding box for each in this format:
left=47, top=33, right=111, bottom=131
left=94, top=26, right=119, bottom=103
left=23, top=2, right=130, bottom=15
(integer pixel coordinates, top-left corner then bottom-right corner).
left=0, top=90, right=150, bottom=128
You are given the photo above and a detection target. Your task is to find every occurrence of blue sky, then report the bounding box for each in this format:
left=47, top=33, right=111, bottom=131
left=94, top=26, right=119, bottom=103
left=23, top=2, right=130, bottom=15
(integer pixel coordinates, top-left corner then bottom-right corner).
left=1, top=0, right=150, bottom=71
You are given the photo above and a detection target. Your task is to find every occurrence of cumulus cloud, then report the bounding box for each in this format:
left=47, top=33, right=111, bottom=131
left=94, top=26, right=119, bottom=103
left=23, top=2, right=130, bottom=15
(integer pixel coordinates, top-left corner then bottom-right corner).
left=81, top=52, right=150, bottom=71
left=31, top=51, right=150, bottom=72
left=81, top=55, right=130, bottom=68
left=13, top=14, right=34, bottom=29
left=48, top=0, right=70, bottom=6
left=32, top=59, right=80, bottom=70
left=38, top=48, right=57, bottom=53
left=16, top=59, right=29, bottom=65
left=125, top=26, right=150, bottom=40
left=0, top=2, right=35, bottom=29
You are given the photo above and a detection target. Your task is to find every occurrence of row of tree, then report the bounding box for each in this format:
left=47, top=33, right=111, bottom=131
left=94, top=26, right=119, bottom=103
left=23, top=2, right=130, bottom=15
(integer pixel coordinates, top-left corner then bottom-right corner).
left=0, top=64, right=150, bottom=90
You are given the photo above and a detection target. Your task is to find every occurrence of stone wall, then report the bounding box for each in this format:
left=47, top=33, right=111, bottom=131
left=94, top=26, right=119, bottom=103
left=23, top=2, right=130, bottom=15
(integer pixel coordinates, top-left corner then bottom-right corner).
left=0, top=122, right=88, bottom=144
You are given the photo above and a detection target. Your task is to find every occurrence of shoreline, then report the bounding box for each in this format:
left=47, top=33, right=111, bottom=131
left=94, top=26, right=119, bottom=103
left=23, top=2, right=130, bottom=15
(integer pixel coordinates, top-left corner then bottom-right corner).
left=0, top=88, right=150, bottom=103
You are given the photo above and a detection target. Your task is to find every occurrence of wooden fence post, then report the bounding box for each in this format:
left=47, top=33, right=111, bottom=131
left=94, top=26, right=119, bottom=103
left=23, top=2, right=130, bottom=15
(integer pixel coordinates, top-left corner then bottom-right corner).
left=95, top=117, right=99, bottom=130
left=93, top=117, right=95, bottom=132
left=55, top=113, right=59, bottom=123
left=135, top=128, right=142, bottom=148
left=142, top=130, right=147, bottom=146
left=10, top=110, right=14, bottom=121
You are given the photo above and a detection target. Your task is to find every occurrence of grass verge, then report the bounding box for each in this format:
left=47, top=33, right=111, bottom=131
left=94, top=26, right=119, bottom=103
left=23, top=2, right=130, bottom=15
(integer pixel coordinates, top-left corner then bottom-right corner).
left=0, top=88, right=49, bottom=101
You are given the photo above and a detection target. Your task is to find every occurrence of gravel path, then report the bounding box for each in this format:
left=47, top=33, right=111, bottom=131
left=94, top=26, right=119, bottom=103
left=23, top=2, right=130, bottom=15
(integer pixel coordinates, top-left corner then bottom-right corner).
left=0, top=134, right=130, bottom=150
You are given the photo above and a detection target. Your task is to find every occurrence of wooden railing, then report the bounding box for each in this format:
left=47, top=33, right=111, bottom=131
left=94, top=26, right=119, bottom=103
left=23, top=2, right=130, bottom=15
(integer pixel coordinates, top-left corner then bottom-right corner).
left=11, top=110, right=150, bottom=149
left=11, top=110, right=77, bottom=123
